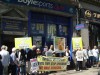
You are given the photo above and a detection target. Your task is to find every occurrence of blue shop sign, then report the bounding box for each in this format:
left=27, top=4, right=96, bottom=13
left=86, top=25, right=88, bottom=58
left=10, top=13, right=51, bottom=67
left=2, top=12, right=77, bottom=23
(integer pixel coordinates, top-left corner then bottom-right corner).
left=1, top=18, right=23, bottom=31
left=75, top=24, right=84, bottom=30
left=2, top=0, right=76, bottom=15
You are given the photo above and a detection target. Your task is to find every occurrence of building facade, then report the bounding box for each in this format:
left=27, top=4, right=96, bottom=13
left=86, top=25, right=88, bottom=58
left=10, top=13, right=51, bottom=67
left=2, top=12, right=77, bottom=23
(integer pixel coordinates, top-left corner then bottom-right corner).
left=0, top=0, right=78, bottom=54
left=77, top=0, right=100, bottom=48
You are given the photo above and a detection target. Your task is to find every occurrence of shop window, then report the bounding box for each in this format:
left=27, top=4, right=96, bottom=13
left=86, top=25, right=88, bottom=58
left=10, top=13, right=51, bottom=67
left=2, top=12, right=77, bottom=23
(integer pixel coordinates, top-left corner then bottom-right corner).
left=47, top=24, right=56, bottom=41
left=58, top=25, right=68, bottom=36
left=30, top=23, right=44, bottom=35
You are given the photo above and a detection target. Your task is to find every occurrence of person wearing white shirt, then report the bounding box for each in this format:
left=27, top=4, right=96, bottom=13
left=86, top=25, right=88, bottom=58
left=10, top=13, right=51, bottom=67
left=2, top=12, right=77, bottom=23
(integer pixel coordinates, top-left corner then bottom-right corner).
left=65, top=47, right=70, bottom=70
left=75, top=48, right=84, bottom=71
left=92, top=46, right=99, bottom=66
left=88, top=48, right=94, bottom=67
left=0, top=45, right=10, bottom=75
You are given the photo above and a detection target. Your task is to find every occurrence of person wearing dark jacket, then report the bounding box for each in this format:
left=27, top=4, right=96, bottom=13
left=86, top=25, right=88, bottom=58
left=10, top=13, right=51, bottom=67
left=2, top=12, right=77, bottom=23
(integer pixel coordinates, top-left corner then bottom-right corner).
left=19, top=49, right=26, bottom=75
left=0, top=54, right=3, bottom=75
left=26, top=45, right=37, bottom=75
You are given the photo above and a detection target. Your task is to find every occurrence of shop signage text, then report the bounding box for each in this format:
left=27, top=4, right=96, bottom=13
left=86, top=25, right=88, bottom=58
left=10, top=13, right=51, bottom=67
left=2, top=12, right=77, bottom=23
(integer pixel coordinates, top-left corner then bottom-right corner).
left=84, top=10, right=100, bottom=19
left=2, top=0, right=76, bottom=14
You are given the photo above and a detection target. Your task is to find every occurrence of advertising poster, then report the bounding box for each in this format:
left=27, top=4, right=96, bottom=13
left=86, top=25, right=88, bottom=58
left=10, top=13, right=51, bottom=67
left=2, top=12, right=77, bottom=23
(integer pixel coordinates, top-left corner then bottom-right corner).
left=30, top=58, right=39, bottom=73
left=37, top=56, right=68, bottom=71
left=15, top=37, right=32, bottom=49
left=30, top=23, right=44, bottom=35
left=47, top=24, right=56, bottom=41
left=33, top=36, right=42, bottom=48
left=72, top=37, right=83, bottom=50
left=54, top=37, right=65, bottom=52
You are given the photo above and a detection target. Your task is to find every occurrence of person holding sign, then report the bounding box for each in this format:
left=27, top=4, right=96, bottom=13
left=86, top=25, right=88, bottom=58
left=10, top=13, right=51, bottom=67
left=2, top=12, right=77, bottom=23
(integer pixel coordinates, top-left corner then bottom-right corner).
left=75, top=48, right=84, bottom=71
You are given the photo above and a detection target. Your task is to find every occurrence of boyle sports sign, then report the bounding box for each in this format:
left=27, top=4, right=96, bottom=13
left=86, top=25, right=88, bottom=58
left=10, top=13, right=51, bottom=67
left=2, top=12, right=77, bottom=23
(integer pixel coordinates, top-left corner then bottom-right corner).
left=2, top=0, right=76, bottom=15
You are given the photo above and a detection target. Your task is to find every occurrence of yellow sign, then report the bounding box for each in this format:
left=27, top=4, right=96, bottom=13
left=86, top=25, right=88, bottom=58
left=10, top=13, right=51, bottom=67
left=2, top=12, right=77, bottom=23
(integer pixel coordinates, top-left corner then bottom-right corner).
left=72, top=37, right=83, bottom=50
left=37, top=56, right=68, bottom=71
left=15, top=37, right=32, bottom=49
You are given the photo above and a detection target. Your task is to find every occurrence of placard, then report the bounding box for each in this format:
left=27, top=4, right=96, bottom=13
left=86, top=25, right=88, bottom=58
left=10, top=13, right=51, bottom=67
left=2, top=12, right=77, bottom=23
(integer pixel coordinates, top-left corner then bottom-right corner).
left=33, top=36, right=42, bottom=48
left=15, top=37, right=32, bottom=49
left=72, top=37, right=83, bottom=50
left=54, top=37, right=65, bottom=52
left=30, top=58, right=39, bottom=73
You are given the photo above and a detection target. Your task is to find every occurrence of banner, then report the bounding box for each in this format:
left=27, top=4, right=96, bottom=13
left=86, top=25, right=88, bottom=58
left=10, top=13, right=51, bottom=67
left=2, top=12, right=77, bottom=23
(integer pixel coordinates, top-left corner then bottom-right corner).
left=30, top=58, right=39, bottom=73
left=54, top=37, right=65, bottom=52
left=37, top=56, right=68, bottom=71
left=72, top=37, right=83, bottom=50
left=15, top=37, right=32, bottom=49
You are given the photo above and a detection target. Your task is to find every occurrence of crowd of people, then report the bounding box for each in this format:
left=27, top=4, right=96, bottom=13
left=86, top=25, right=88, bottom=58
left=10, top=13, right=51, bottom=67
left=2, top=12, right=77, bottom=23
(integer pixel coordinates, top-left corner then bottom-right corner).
left=0, top=45, right=100, bottom=75
left=72, top=46, right=100, bottom=71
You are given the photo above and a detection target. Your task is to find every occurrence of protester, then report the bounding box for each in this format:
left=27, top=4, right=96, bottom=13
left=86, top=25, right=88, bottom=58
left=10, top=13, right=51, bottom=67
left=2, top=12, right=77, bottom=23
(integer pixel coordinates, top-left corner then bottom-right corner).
left=42, top=46, right=48, bottom=56
left=75, top=48, right=84, bottom=71
left=82, top=47, right=89, bottom=69
left=0, top=54, right=3, bottom=75
left=92, top=46, right=99, bottom=67
left=19, top=49, right=26, bottom=75
left=65, top=46, right=70, bottom=70
left=0, top=45, right=10, bottom=75
left=36, top=48, right=41, bottom=57
left=45, top=45, right=54, bottom=57
left=26, top=48, right=32, bottom=75
left=88, top=47, right=94, bottom=67
left=10, top=47, right=19, bottom=75
left=26, top=45, right=37, bottom=75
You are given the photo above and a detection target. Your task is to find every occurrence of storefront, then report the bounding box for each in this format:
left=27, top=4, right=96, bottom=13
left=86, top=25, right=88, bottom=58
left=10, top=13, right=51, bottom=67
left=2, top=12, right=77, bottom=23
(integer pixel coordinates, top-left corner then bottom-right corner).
left=80, top=8, right=100, bottom=48
left=1, top=0, right=76, bottom=55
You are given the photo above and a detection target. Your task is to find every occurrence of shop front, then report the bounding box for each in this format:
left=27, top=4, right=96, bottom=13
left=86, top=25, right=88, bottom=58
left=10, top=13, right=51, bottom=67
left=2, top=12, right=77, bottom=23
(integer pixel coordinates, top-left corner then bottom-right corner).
left=80, top=8, right=100, bottom=48
left=1, top=0, right=76, bottom=57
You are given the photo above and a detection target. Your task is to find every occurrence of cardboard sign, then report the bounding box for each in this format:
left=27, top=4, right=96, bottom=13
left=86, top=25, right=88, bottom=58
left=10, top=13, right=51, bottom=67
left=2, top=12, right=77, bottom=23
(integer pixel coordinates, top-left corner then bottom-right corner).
left=15, top=37, right=32, bottom=49
left=30, top=58, right=39, bottom=73
left=72, top=37, right=83, bottom=50
left=54, top=37, right=65, bottom=52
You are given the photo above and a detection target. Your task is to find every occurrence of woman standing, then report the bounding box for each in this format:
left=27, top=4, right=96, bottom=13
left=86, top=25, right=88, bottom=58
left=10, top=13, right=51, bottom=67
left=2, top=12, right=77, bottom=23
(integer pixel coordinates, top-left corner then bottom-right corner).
left=75, top=48, right=84, bottom=71
left=19, top=49, right=26, bottom=75
left=65, top=46, right=70, bottom=70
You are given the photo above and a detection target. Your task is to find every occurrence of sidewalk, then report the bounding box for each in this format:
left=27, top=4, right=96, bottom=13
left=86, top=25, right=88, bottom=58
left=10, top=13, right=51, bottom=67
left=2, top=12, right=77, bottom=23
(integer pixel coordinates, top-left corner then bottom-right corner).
left=48, top=67, right=99, bottom=75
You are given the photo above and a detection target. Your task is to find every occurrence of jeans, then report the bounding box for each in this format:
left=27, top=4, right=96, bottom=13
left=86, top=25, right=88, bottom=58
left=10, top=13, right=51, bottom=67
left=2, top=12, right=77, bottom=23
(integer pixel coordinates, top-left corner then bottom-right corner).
left=20, top=64, right=26, bottom=75
left=89, top=56, right=94, bottom=67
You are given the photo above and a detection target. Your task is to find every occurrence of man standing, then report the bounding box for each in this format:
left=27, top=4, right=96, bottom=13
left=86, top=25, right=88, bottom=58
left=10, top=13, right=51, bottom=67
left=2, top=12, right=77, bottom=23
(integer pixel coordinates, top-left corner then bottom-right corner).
left=82, top=47, right=89, bottom=69
left=0, top=45, right=10, bottom=75
left=92, top=46, right=99, bottom=67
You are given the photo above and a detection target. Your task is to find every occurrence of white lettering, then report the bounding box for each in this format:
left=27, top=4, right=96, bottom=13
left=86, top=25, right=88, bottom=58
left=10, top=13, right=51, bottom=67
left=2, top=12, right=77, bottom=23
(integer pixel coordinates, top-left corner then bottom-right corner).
left=27, top=0, right=32, bottom=5
left=18, top=0, right=23, bottom=2
left=17, top=0, right=53, bottom=8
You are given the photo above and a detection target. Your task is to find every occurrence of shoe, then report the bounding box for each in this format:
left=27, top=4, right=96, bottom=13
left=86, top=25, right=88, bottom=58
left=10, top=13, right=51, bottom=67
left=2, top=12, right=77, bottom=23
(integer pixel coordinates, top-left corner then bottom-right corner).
left=80, top=70, right=82, bottom=72
left=74, top=70, right=77, bottom=71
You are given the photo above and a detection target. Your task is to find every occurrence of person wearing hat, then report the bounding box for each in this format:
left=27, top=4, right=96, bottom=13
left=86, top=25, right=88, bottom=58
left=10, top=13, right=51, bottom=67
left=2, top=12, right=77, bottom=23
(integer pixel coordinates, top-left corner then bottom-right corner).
left=10, top=47, right=19, bottom=75
left=0, top=45, right=10, bottom=75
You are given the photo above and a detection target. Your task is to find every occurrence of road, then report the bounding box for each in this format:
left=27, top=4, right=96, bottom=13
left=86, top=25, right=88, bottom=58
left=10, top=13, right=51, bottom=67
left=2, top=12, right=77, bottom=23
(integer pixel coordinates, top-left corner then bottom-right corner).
left=48, top=67, right=99, bottom=75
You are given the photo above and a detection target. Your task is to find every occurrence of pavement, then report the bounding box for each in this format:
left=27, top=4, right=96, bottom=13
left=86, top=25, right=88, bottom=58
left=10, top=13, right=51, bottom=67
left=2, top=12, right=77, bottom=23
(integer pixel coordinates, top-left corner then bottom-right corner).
left=48, top=67, right=100, bottom=75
